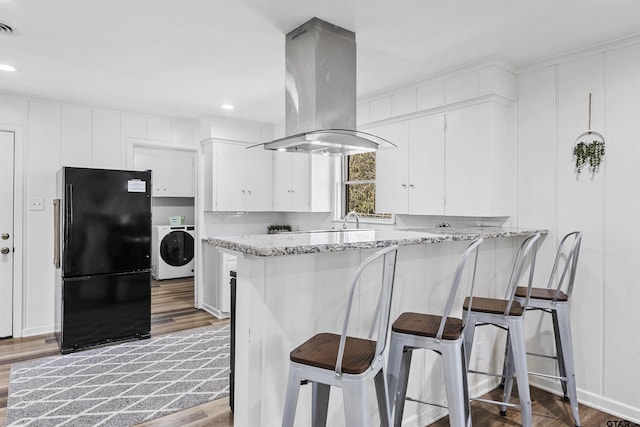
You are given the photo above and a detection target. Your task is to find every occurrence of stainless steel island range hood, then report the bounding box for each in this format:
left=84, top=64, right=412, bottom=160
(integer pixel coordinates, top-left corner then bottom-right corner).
left=261, top=17, right=394, bottom=155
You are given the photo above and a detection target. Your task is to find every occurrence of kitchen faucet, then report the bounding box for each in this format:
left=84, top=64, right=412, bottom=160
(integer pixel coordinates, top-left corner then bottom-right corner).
left=343, top=211, right=360, bottom=229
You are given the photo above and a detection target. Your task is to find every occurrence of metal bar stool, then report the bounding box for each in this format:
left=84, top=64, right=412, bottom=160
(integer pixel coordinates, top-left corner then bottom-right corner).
left=503, top=231, right=582, bottom=426
left=387, top=238, right=484, bottom=427
left=462, top=232, right=542, bottom=427
left=281, top=245, right=399, bottom=427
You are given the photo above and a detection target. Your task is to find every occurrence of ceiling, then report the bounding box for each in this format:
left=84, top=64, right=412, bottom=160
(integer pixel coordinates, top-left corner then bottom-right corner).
left=1, top=0, right=640, bottom=125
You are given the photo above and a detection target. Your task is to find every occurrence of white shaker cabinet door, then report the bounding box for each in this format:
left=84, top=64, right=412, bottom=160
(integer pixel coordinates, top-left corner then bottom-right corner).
left=408, top=114, right=445, bottom=215
left=290, top=153, right=311, bottom=212
left=215, top=142, right=246, bottom=211
left=374, top=121, right=410, bottom=214
left=272, top=152, right=294, bottom=211
left=245, top=147, right=273, bottom=211
left=133, top=147, right=164, bottom=196
left=162, top=150, right=195, bottom=197
left=445, top=102, right=514, bottom=216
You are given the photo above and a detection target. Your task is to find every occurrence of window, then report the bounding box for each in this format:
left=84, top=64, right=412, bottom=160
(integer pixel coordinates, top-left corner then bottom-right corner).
left=343, top=152, right=391, bottom=219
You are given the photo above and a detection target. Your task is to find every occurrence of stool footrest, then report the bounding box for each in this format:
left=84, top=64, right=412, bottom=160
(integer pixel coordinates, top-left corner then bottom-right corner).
left=468, top=369, right=514, bottom=380
left=527, top=351, right=558, bottom=360
left=529, top=371, right=566, bottom=381
left=475, top=322, right=509, bottom=331
left=471, top=397, right=521, bottom=410
left=405, top=396, right=448, bottom=409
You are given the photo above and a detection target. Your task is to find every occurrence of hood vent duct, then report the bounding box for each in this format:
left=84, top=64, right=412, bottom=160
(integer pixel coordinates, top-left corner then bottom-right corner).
left=261, top=17, right=394, bottom=155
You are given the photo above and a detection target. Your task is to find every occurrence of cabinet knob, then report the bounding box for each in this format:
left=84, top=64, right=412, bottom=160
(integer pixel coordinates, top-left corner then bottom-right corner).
left=1, top=247, right=9, bottom=255
left=401, top=184, right=407, bottom=189
left=409, top=184, right=415, bottom=189
left=247, top=190, right=252, bottom=195
left=242, top=190, right=246, bottom=194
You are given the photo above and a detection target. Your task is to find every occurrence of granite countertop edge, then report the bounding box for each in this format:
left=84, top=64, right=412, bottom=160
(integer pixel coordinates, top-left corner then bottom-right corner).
left=205, top=227, right=548, bottom=257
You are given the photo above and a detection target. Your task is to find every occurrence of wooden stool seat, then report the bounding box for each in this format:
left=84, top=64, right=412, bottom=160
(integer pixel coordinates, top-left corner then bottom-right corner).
left=290, top=333, right=376, bottom=375
left=515, top=286, right=569, bottom=302
left=463, top=296, right=523, bottom=316
left=392, top=312, right=463, bottom=340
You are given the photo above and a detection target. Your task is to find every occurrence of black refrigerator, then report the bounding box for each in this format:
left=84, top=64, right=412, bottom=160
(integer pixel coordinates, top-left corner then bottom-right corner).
left=54, top=167, right=152, bottom=354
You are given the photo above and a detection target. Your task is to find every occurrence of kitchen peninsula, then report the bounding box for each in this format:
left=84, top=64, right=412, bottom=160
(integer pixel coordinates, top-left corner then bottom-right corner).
left=207, top=226, right=545, bottom=427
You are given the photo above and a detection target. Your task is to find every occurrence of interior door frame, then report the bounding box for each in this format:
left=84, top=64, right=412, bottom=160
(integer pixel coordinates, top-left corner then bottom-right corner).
left=125, top=138, right=202, bottom=310
left=1, top=125, right=25, bottom=338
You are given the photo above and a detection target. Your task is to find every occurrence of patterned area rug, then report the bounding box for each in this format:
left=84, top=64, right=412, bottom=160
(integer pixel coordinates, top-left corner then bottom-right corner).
left=7, top=324, right=230, bottom=426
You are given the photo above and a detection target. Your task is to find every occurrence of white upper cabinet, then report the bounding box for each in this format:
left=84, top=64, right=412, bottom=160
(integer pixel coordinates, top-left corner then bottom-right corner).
left=374, top=121, right=410, bottom=213
left=444, top=101, right=515, bottom=216
left=375, top=100, right=514, bottom=217
left=375, top=115, right=445, bottom=215
left=133, top=146, right=195, bottom=197
left=203, top=140, right=273, bottom=212
left=272, top=152, right=332, bottom=212
left=408, top=114, right=446, bottom=214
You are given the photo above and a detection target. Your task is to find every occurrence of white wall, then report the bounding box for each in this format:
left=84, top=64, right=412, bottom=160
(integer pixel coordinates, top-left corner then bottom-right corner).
left=0, top=92, right=199, bottom=336
left=517, top=40, right=640, bottom=422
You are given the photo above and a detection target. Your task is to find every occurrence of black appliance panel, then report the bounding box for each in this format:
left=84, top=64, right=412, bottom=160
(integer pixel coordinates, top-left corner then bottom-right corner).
left=160, top=231, right=195, bottom=267
left=59, top=271, right=151, bottom=353
left=62, top=168, right=151, bottom=277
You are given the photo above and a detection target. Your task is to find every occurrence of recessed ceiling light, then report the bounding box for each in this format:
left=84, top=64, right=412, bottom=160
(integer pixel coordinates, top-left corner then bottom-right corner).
left=221, top=104, right=235, bottom=110
left=0, top=64, right=17, bottom=72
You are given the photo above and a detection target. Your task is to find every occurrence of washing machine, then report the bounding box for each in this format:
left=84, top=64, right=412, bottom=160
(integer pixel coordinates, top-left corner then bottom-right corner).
left=152, top=225, right=195, bottom=280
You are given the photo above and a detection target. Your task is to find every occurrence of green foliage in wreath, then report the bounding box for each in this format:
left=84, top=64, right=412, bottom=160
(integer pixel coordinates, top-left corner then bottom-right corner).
left=573, top=140, right=605, bottom=174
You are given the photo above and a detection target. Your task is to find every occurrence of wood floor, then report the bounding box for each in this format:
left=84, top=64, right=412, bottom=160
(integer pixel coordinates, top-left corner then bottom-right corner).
left=0, top=278, right=634, bottom=426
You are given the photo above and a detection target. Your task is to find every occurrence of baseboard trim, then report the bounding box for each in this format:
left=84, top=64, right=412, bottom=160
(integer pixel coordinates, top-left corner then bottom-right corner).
left=530, top=377, right=640, bottom=424
left=21, top=325, right=54, bottom=337
left=202, top=303, right=230, bottom=319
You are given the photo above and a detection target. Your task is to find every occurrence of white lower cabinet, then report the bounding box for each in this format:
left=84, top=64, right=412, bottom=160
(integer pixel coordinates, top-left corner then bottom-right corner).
left=133, top=146, right=195, bottom=197
left=203, top=140, right=273, bottom=211
left=272, top=152, right=332, bottom=212
left=375, top=99, right=514, bottom=217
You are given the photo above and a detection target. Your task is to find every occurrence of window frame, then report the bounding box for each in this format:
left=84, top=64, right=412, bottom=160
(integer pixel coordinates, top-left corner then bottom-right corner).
left=340, top=154, right=395, bottom=224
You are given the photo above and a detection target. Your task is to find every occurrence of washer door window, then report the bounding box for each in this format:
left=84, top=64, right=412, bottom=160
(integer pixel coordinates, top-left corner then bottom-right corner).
left=160, top=231, right=194, bottom=267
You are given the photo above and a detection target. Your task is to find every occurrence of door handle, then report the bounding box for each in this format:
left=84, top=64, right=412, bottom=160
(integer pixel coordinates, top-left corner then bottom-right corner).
left=0, top=247, right=9, bottom=255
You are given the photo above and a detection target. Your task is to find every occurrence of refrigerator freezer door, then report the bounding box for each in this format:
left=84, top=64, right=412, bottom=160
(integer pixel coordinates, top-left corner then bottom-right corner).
left=61, top=168, right=152, bottom=277
left=58, top=271, right=151, bottom=353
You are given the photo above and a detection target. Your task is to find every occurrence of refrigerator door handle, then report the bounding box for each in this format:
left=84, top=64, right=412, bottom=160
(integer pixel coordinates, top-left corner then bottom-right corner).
left=53, top=199, right=60, bottom=268
left=65, top=184, right=73, bottom=258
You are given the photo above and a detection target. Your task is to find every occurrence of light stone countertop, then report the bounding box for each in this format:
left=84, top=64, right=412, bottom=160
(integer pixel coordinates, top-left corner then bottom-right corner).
left=205, top=226, right=547, bottom=257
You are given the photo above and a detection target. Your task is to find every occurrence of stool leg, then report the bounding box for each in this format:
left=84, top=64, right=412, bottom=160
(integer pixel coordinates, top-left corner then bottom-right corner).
left=509, top=318, right=532, bottom=427
left=386, top=333, right=405, bottom=414
left=442, top=342, right=471, bottom=427
left=460, top=340, right=472, bottom=427
left=552, top=310, right=568, bottom=399
left=344, top=381, right=371, bottom=427
left=556, top=305, right=581, bottom=426
left=463, top=315, right=477, bottom=367
left=501, top=332, right=515, bottom=416
left=374, top=368, right=391, bottom=427
left=312, top=382, right=330, bottom=427
left=282, top=366, right=302, bottom=427
left=392, top=348, right=413, bottom=426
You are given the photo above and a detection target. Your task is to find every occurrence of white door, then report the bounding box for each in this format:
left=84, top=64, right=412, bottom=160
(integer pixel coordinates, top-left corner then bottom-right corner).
left=0, top=131, right=14, bottom=337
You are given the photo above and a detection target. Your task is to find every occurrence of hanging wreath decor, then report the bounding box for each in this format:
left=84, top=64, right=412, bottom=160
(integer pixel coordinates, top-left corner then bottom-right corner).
left=573, top=93, right=606, bottom=175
